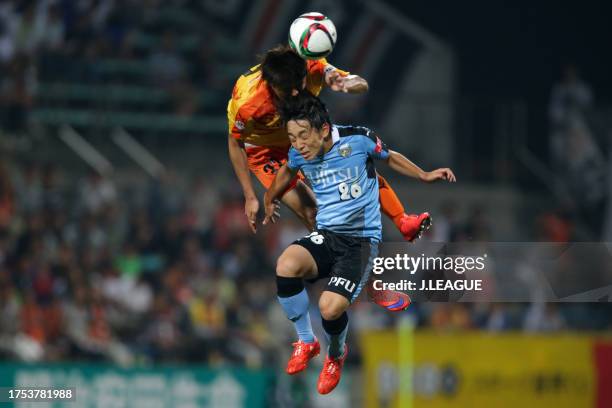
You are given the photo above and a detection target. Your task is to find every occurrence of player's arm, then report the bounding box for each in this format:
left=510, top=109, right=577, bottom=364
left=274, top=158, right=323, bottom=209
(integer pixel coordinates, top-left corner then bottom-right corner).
left=326, top=71, right=369, bottom=93
left=314, top=60, right=368, bottom=93
left=386, top=150, right=456, bottom=183
left=364, top=130, right=456, bottom=183
left=227, top=135, right=260, bottom=232
left=263, top=163, right=298, bottom=225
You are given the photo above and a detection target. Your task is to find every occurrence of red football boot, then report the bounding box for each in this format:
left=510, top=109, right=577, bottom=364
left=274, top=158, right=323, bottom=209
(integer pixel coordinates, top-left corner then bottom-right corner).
left=367, top=284, right=412, bottom=311
left=286, top=338, right=320, bottom=375
left=317, top=346, right=349, bottom=394
left=399, top=212, right=432, bottom=242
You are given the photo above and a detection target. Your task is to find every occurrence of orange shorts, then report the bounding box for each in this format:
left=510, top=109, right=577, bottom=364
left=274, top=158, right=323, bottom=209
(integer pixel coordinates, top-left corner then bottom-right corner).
left=246, top=145, right=304, bottom=193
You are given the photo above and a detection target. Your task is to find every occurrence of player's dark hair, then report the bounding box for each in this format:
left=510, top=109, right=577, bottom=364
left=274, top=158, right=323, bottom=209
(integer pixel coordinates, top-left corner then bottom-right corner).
left=279, top=91, right=331, bottom=131
left=260, top=45, right=307, bottom=99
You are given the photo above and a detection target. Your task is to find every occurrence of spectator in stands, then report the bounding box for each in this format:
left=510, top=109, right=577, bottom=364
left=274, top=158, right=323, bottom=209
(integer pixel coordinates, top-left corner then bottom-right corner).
left=482, top=303, right=512, bottom=331
left=40, top=163, right=64, bottom=211
left=460, top=205, right=491, bottom=241
left=148, top=30, right=187, bottom=88
left=0, top=55, right=36, bottom=133
left=12, top=2, right=46, bottom=57
left=41, top=4, right=65, bottom=52
left=523, top=303, right=566, bottom=332
left=537, top=211, right=572, bottom=242
left=77, top=170, right=117, bottom=216
left=549, top=64, right=605, bottom=238
left=0, top=13, right=16, bottom=64
left=549, top=64, right=593, bottom=130
left=140, top=291, right=191, bottom=361
left=426, top=200, right=459, bottom=242
left=16, top=162, right=43, bottom=214
left=0, top=162, right=14, bottom=231
left=20, top=289, right=46, bottom=347
left=0, top=272, right=20, bottom=339
left=186, top=175, right=220, bottom=234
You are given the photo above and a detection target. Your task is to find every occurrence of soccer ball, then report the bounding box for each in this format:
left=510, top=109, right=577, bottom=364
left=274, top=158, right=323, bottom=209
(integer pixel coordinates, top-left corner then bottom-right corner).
left=289, top=12, right=337, bottom=60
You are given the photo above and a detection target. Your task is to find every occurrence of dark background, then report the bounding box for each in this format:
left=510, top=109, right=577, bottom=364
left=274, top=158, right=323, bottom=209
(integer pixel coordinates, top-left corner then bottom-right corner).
left=398, top=0, right=612, bottom=102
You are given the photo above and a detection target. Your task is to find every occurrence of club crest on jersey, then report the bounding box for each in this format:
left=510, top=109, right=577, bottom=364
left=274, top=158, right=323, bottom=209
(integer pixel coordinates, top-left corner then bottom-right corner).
left=339, top=143, right=352, bottom=157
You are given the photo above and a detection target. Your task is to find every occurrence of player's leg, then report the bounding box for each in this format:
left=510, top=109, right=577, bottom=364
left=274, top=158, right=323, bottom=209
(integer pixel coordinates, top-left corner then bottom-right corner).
left=317, top=290, right=350, bottom=394
left=316, top=233, right=374, bottom=394
left=247, top=148, right=317, bottom=231
left=276, top=244, right=318, bottom=343
left=319, top=291, right=350, bottom=356
left=276, top=232, right=333, bottom=375
left=377, top=172, right=405, bottom=225
left=377, top=173, right=431, bottom=241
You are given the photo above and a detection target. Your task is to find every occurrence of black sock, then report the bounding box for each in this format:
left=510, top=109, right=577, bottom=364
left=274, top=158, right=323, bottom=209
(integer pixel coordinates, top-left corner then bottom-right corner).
left=322, top=312, right=349, bottom=358
left=277, top=276, right=304, bottom=298
left=321, top=312, right=349, bottom=335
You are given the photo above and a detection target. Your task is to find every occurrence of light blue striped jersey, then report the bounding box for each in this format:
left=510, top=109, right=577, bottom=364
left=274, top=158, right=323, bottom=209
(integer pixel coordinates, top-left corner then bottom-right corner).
left=287, top=125, right=390, bottom=241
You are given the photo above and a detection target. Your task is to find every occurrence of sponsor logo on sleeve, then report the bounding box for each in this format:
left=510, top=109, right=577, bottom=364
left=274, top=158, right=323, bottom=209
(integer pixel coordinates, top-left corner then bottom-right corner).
left=375, top=137, right=383, bottom=153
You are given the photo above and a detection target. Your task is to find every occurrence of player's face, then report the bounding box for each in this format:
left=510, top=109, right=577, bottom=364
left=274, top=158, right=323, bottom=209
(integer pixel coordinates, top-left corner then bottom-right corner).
left=287, top=120, right=330, bottom=160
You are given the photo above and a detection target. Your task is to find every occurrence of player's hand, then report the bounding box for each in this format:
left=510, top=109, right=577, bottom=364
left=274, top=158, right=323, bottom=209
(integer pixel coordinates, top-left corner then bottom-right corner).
left=245, top=196, right=260, bottom=233
left=325, top=71, right=348, bottom=92
left=421, top=168, right=457, bottom=183
left=263, top=199, right=281, bottom=226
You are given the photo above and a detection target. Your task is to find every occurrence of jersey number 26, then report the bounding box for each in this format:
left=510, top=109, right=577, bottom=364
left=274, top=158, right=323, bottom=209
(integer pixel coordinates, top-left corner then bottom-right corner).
left=338, top=182, right=362, bottom=200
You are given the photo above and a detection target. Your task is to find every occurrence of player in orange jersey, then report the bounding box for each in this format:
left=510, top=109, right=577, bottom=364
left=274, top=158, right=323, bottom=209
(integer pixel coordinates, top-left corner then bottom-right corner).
left=227, top=45, right=430, bottom=242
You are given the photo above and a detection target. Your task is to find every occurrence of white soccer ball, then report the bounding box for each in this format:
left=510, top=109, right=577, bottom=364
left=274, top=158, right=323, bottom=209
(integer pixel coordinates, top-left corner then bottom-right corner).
left=289, top=12, right=337, bottom=60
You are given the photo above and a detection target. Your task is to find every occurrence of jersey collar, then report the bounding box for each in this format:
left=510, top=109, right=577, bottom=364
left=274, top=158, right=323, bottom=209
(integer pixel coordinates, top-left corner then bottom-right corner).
left=331, top=125, right=339, bottom=144
left=318, top=125, right=340, bottom=159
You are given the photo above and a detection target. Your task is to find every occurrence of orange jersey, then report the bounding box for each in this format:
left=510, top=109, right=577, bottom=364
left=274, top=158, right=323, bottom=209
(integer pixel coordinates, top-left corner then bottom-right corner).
left=227, top=58, right=349, bottom=147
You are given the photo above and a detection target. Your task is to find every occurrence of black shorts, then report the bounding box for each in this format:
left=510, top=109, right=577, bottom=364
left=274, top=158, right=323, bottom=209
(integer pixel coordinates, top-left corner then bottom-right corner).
left=292, top=229, right=379, bottom=303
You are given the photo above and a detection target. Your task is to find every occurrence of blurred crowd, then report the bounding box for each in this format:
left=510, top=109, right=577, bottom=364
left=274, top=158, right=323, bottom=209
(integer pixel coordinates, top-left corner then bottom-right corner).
left=0, top=158, right=289, bottom=365
left=0, top=0, right=236, bottom=133
left=0, top=159, right=610, bottom=367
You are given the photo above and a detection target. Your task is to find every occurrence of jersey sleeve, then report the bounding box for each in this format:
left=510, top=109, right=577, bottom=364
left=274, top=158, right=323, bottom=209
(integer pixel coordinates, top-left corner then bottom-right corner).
left=287, top=147, right=302, bottom=171
left=227, top=94, right=259, bottom=140
left=307, top=58, right=350, bottom=77
left=227, top=95, right=243, bottom=139
left=306, top=58, right=350, bottom=96
left=227, top=70, right=265, bottom=140
left=360, top=129, right=390, bottom=160
left=227, top=81, right=245, bottom=139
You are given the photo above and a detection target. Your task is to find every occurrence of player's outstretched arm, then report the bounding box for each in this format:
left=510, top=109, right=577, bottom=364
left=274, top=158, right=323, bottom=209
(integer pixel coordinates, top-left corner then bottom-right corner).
left=325, top=71, right=369, bottom=94
left=386, top=150, right=457, bottom=183
left=228, top=135, right=260, bottom=233
left=263, top=164, right=297, bottom=225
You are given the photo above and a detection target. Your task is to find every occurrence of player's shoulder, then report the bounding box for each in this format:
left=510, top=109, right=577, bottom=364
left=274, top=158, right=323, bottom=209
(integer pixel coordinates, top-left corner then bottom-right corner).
left=232, top=64, right=263, bottom=100
left=237, top=63, right=262, bottom=82
left=231, top=67, right=270, bottom=117
left=335, top=124, right=377, bottom=142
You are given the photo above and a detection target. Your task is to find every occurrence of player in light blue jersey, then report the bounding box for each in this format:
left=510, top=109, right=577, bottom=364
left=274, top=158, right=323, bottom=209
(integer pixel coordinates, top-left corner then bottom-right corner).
left=287, top=123, right=388, bottom=241
left=262, top=92, right=455, bottom=394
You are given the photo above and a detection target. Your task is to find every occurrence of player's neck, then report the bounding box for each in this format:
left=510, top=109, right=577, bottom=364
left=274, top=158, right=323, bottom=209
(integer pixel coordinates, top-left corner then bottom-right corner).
left=320, top=136, right=334, bottom=156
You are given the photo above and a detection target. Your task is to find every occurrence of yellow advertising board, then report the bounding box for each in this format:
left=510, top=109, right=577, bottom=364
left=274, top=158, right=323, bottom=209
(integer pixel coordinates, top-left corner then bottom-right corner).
left=361, top=331, right=595, bottom=408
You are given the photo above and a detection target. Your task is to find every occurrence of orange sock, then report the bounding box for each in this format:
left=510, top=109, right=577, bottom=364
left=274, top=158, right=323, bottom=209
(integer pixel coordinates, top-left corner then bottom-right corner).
left=377, top=174, right=406, bottom=229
